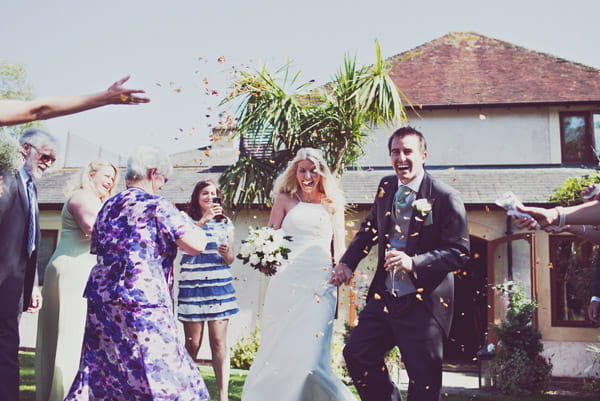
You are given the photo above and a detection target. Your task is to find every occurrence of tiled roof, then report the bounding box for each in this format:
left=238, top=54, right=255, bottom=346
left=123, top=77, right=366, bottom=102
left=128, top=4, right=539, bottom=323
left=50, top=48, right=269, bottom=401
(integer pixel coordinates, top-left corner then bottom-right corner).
left=389, top=32, right=600, bottom=107
left=37, top=166, right=592, bottom=207
left=341, top=166, right=593, bottom=205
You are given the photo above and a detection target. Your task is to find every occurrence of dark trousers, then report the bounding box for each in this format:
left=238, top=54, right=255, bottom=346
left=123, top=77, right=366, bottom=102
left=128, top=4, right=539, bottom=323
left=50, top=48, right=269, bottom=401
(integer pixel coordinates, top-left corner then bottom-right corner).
left=343, top=292, right=444, bottom=401
left=0, top=313, right=21, bottom=401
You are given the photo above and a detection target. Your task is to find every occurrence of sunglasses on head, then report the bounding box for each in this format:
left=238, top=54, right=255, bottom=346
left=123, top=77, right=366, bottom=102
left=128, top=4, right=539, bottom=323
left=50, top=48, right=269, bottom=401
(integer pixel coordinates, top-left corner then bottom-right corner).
left=29, top=144, right=56, bottom=165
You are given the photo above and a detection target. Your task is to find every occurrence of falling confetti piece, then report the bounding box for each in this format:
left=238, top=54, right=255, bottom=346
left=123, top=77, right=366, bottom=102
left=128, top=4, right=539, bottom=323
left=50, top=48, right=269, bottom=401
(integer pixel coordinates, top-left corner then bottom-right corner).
left=119, top=94, right=128, bottom=102
left=374, top=293, right=381, bottom=300
left=416, top=293, right=423, bottom=301
left=383, top=306, right=389, bottom=313
left=217, top=56, right=226, bottom=62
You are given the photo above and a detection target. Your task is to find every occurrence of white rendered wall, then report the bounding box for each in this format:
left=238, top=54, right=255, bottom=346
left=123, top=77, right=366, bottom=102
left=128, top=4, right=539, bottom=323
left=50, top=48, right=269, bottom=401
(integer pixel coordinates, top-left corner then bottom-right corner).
left=358, top=107, right=557, bottom=167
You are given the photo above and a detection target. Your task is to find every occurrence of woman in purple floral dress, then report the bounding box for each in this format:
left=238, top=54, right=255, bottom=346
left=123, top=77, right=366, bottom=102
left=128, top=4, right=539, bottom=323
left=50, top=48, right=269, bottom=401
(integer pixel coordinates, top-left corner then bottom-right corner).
left=64, top=145, right=210, bottom=401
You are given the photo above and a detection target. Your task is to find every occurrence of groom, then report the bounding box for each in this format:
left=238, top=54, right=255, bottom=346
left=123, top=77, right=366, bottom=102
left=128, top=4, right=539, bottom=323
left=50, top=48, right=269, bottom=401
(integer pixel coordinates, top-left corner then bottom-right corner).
left=330, top=126, right=470, bottom=401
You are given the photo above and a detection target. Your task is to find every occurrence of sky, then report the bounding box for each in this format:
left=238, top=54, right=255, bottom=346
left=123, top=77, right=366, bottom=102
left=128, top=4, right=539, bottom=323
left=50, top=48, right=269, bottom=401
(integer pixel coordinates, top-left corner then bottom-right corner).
left=2, top=0, right=600, bottom=165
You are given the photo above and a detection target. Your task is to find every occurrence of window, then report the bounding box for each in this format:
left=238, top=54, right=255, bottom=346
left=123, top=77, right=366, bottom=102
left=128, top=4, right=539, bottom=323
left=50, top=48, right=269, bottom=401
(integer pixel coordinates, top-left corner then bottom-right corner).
left=239, top=125, right=275, bottom=159
left=560, top=111, right=600, bottom=163
left=549, top=235, right=596, bottom=327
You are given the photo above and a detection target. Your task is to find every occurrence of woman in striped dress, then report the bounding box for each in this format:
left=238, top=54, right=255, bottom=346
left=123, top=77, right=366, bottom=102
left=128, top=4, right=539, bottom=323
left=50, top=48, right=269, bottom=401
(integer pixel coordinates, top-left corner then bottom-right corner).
left=177, top=179, right=239, bottom=401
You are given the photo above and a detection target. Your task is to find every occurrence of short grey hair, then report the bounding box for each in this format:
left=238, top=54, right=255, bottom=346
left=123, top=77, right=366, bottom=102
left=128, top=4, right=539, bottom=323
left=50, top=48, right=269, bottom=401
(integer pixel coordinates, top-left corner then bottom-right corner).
left=20, top=128, right=60, bottom=152
left=125, top=145, right=173, bottom=182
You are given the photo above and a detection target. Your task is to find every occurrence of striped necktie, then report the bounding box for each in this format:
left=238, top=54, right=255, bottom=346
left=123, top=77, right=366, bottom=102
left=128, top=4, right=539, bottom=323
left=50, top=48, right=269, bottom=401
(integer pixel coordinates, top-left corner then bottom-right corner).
left=26, top=178, right=36, bottom=256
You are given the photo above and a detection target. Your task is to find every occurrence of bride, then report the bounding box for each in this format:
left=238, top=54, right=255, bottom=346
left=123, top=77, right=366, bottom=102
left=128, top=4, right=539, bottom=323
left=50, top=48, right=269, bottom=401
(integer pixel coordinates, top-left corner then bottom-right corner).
left=242, top=148, right=357, bottom=401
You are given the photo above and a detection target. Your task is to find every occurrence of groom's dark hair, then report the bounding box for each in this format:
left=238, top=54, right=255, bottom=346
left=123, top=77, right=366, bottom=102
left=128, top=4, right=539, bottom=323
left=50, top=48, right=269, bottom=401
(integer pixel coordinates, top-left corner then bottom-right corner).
left=387, top=126, right=427, bottom=154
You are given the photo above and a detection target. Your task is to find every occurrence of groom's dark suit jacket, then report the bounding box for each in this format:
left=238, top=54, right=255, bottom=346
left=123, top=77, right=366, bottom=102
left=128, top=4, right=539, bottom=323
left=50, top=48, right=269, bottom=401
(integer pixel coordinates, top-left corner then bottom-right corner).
left=0, top=169, right=39, bottom=317
left=340, top=172, right=470, bottom=336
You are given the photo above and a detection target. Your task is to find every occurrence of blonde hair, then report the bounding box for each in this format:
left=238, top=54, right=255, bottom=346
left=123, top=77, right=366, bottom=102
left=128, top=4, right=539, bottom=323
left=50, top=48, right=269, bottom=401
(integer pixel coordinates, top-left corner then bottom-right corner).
left=273, top=147, right=345, bottom=214
left=64, top=159, right=119, bottom=201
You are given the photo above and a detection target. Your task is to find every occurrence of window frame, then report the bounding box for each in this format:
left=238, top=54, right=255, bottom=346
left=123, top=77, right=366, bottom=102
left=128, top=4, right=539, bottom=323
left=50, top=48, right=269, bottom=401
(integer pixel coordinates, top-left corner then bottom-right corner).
left=559, top=110, right=600, bottom=163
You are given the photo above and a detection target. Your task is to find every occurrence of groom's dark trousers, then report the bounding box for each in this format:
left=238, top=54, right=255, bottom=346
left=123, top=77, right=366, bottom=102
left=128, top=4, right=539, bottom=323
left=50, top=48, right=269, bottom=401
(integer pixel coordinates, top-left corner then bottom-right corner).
left=341, top=172, right=470, bottom=401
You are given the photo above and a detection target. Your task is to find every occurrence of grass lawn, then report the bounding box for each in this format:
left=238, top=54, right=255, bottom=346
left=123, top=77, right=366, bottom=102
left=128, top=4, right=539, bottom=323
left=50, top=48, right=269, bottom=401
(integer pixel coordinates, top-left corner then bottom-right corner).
left=19, top=351, right=598, bottom=401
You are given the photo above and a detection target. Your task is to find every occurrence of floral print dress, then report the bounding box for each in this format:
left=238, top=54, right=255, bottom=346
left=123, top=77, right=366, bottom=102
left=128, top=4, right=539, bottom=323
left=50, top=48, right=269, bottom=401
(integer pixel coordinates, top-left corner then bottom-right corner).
left=64, top=188, right=210, bottom=401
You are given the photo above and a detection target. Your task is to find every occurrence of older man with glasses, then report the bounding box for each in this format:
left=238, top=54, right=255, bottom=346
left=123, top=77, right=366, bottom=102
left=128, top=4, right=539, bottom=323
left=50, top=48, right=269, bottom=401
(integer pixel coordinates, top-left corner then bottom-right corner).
left=0, top=128, right=59, bottom=401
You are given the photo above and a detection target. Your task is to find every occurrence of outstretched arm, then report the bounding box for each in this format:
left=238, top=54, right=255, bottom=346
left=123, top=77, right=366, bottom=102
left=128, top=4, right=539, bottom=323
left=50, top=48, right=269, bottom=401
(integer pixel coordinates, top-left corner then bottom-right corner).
left=516, top=201, right=600, bottom=230
left=0, top=76, right=149, bottom=126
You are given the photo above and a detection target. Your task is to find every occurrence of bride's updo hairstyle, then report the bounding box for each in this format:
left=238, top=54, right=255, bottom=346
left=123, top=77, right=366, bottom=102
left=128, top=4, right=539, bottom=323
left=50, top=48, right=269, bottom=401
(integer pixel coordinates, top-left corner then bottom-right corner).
left=273, top=147, right=345, bottom=214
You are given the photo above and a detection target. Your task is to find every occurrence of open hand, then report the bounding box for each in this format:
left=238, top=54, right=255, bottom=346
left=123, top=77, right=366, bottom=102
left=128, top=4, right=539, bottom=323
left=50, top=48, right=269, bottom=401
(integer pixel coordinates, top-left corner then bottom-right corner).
left=106, top=76, right=150, bottom=105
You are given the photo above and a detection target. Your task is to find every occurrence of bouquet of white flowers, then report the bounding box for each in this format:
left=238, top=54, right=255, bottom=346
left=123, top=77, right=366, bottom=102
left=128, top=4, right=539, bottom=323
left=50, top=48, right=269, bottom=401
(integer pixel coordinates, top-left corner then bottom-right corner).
left=237, top=226, right=292, bottom=276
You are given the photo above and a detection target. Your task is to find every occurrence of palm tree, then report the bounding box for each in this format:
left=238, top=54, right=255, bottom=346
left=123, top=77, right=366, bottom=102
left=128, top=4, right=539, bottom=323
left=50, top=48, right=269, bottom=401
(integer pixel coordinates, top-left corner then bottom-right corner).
left=218, top=41, right=412, bottom=209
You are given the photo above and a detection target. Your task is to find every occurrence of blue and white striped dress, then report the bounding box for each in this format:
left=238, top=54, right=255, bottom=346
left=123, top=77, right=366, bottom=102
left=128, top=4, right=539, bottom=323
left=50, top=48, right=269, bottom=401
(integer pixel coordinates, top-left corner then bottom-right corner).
left=177, top=219, right=239, bottom=321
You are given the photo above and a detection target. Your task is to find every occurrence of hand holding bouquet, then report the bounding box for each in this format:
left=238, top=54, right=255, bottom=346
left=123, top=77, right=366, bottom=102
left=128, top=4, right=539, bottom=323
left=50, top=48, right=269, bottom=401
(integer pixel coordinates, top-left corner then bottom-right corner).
left=237, top=226, right=292, bottom=276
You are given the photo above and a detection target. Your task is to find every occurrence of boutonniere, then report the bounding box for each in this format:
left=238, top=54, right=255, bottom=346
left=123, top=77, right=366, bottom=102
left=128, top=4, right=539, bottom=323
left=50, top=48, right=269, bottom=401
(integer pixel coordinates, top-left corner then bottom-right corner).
left=413, top=198, right=434, bottom=225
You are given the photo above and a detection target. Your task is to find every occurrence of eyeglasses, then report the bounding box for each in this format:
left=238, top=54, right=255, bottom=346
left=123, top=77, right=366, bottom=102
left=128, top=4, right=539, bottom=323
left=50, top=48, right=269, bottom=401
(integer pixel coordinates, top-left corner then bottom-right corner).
left=29, top=144, right=56, bottom=165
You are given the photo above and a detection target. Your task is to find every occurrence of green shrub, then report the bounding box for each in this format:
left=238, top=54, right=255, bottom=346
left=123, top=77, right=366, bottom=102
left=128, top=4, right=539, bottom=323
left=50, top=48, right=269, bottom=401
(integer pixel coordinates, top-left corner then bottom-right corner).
left=490, top=282, right=553, bottom=394
left=548, top=171, right=600, bottom=206
left=230, top=326, right=260, bottom=370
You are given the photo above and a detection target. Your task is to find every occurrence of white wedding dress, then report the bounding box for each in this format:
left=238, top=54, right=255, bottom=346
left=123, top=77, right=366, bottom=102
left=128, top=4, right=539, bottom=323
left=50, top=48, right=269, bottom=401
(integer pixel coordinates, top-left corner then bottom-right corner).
left=242, top=202, right=357, bottom=401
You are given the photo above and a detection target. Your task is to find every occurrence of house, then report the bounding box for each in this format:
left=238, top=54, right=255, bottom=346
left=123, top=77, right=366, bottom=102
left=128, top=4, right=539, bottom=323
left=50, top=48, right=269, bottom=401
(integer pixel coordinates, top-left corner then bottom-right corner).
left=28, top=32, right=600, bottom=378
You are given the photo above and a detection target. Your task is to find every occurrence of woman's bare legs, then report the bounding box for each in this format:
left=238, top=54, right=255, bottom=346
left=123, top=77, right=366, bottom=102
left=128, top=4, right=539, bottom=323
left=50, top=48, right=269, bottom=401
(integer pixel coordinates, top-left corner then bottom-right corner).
left=183, top=321, right=205, bottom=361
left=208, top=319, right=230, bottom=401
